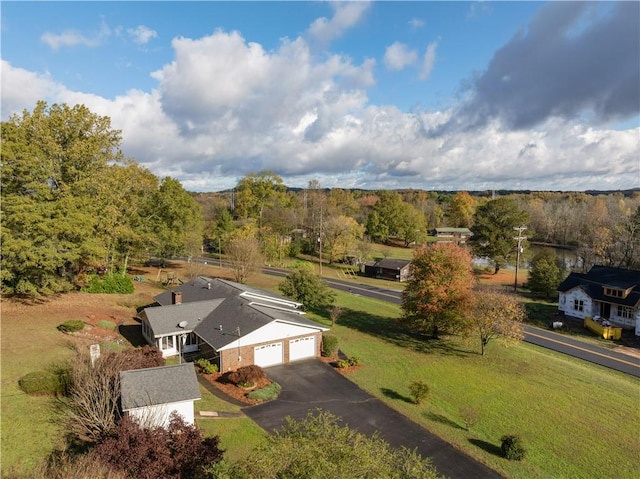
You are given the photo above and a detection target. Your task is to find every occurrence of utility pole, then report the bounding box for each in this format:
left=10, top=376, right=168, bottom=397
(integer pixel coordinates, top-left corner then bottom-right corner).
left=513, top=226, right=527, bottom=292
left=318, top=206, right=323, bottom=276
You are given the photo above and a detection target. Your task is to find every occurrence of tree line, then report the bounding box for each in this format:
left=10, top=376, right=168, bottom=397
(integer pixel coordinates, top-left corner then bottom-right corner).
left=3, top=102, right=639, bottom=296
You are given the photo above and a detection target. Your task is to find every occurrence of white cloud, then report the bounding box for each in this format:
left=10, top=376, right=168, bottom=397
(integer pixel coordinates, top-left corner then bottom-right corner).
left=307, top=1, right=370, bottom=45
left=128, top=25, right=157, bottom=45
left=2, top=29, right=638, bottom=193
left=383, top=42, right=417, bottom=71
left=41, top=30, right=99, bottom=50
left=419, top=41, right=438, bottom=80
left=409, top=18, right=424, bottom=29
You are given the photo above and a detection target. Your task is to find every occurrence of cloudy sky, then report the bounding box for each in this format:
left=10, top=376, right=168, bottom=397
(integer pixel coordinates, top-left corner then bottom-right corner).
left=2, top=1, right=639, bottom=192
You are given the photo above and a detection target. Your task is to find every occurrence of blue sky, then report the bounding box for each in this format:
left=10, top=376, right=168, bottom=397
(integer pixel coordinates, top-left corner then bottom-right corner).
left=2, top=1, right=639, bottom=192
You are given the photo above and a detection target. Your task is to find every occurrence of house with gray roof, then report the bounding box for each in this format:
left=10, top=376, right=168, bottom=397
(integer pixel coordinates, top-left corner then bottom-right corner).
left=120, top=362, right=200, bottom=428
left=140, top=277, right=329, bottom=371
left=364, top=258, right=412, bottom=281
left=558, top=265, right=640, bottom=336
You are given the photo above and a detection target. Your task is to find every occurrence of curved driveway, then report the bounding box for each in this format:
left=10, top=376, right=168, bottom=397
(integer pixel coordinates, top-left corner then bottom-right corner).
left=244, top=359, right=502, bottom=479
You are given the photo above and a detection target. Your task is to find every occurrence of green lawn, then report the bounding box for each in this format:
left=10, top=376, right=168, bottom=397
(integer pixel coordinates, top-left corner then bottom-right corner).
left=309, top=292, right=640, bottom=479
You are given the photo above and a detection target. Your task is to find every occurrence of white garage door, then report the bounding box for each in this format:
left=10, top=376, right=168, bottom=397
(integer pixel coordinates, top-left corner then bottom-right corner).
left=289, top=336, right=316, bottom=362
left=254, top=342, right=283, bottom=367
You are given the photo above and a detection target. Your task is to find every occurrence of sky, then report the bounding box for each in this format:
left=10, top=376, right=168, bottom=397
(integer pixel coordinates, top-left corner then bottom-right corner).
left=2, top=1, right=639, bottom=193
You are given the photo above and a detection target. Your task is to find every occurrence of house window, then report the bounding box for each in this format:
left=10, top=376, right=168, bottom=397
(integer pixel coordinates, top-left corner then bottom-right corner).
left=604, top=288, right=625, bottom=298
left=161, top=336, right=174, bottom=350
left=573, top=299, right=584, bottom=312
left=617, top=306, right=633, bottom=319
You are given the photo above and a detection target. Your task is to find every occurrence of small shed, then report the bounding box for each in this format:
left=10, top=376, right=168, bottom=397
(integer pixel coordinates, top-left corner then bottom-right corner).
left=120, top=362, right=201, bottom=428
left=364, top=258, right=412, bottom=282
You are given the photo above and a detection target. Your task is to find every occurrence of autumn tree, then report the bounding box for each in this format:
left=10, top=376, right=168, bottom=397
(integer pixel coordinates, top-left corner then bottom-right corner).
left=471, top=198, right=529, bottom=274
left=447, top=191, right=476, bottom=228
left=234, top=170, right=288, bottom=227
left=322, top=215, right=365, bottom=263
left=400, top=243, right=475, bottom=338
left=471, top=290, right=525, bottom=355
left=278, top=263, right=336, bottom=311
left=228, top=411, right=440, bottom=479
left=527, top=249, right=564, bottom=298
left=365, top=191, right=406, bottom=243
left=225, top=226, right=264, bottom=283
left=92, top=413, right=223, bottom=479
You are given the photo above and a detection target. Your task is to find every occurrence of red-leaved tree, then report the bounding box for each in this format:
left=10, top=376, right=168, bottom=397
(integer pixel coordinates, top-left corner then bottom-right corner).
left=400, top=243, right=475, bottom=338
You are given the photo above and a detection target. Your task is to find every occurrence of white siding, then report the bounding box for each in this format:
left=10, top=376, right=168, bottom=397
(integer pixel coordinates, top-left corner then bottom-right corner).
left=126, top=399, right=195, bottom=428
left=218, top=321, right=324, bottom=351
left=558, top=288, right=592, bottom=319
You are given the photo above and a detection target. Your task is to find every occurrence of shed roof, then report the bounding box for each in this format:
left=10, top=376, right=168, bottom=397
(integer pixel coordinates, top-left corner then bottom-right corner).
left=373, top=258, right=411, bottom=270
left=120, top=363, right=200, bottom=410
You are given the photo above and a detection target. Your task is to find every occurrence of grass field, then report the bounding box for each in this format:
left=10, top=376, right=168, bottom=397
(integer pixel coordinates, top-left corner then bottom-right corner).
left=308, top=292, right=640, bottom=479
left=2, top=261, right=639, bottom=478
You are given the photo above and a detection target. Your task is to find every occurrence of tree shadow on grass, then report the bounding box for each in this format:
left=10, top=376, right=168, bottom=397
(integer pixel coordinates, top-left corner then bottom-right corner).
left=469, top=438, right=503, bottom=457
left=423, top=412, right=466, bottom=431
left=380, top=387, right=414, bottom=404
left=337, top=308, right=470, bottom=357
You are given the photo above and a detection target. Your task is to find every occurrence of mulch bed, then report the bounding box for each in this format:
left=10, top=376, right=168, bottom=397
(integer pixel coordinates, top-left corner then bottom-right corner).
left=201, top=373, right=272, bottom=405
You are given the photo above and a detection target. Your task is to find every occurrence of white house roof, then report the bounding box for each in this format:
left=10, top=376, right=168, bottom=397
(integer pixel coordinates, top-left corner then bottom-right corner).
left=120, top=363, right=200, bottom=410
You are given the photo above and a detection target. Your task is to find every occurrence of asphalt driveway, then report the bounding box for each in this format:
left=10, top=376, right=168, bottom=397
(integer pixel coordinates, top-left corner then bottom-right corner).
left=243, top=359, right=502, bottom=479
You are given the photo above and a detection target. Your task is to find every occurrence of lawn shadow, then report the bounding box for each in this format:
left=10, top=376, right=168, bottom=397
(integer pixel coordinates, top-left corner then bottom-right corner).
left=380, top=387, right=414, bottom=404
left=338, top=308, right=470, bottom=357
left=469, top=438, right=503, bottom=457
left=119, top=320, right=146, bottom=347
left=423, top=412, right=466, bottom=431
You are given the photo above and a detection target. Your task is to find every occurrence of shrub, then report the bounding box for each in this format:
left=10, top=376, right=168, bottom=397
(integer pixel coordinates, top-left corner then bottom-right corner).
left=96, top=320, right=116, bottom=330
left=247, top=382, right=281, bottom=401
left=408, top=381, right=430, bottom=405
left=228, top=365, right=266, bottom=386
left=194, top=358, right=218, bottom=374
left=321, top=334, right=339, bottom=357
left=83, top=272, right=134, bottom=294
left=18, top=369, right=69, bottom=396
left=347, top=356, right=360, bottom=367
left=336, top=359, right=350, bottom=369
left=57, top=320, right=85, bottom=333
left=501, top=434, right=527, bottom=461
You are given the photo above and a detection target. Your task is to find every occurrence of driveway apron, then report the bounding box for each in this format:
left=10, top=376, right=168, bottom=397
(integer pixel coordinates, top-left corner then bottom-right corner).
left=243, top=359, right=502, bottom=479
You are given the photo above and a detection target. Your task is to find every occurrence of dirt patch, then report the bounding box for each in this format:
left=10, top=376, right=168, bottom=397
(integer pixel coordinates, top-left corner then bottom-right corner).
left=201, top=373, right=272, bottom=405
left=475, top=269, right=516, bottom=286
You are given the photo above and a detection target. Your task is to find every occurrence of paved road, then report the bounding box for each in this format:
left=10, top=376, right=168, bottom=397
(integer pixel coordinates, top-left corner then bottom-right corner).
left=245, top=359, right=502, bottom=479
left=177, top=257, right=640, bottom=377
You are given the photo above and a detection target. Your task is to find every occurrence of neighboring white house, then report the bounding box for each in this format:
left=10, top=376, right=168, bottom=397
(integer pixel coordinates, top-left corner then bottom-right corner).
left=557, top=265, right=640, bottom=336
left=120, top=362, right=200, bottom=428
left=139, top=277, right=329, bottom=371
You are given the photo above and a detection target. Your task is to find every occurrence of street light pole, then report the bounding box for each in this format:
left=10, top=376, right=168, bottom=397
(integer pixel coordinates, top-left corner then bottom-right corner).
left=513, top=226, right=527, bottom=293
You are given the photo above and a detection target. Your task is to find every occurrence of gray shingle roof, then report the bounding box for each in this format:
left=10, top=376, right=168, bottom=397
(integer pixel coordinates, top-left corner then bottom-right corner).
left=374, top=258, right=411, bottom=270
left=120, top=363, right=200, bottom=410
left=145, top=277, right=326, bottom=350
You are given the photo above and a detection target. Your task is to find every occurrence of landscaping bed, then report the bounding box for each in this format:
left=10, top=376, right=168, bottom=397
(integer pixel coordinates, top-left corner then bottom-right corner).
left=201, top=373, right=274, bottom=405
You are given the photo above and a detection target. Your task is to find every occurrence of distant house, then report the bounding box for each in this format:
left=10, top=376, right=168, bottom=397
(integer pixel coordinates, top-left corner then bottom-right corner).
left=557, top=265, right=640, bottom=336
left=120, top=362, right=200, bottom=428
left=430, top=227, right=473, bottom=243
left=139, top=277, right=329, bottom=371
left=364, top=258, right=412, bottom=282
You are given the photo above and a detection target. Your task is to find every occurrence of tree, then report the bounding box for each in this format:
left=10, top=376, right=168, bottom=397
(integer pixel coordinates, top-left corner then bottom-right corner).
left=365, top=191, right=407, bottom=243
left=92, top=413, right=223, bottom=479
left=527, top=250, right=564, bottom=298
left=447, top=191, right=476, bottom=228
left=1, top=102, right=125, bottom=295
left=322, top=215, right=364, bottom=263
left=471, top=290, right=525, bottom=355
left=471, top=198, right=529, bottom=274
left=234, top=170, right=288, bottom=226
left=400, top=243, right=475, bottom=338
left=233, top=411, right=440, bottom=479
left=62, top=346, right=164, bottom=444
left=278, top=264, right=336, bottom=311
left=225, top=226, right=264, bottom=283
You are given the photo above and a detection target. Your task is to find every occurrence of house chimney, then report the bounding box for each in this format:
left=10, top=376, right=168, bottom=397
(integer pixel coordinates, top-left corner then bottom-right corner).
left=172, top=291, right=182, bottom=305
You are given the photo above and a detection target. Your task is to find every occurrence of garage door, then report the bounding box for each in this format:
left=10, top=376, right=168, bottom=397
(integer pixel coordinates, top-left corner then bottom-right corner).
left=254, top=342, right=283, bottom=367
left=289, top=336, right=316, bottom=362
